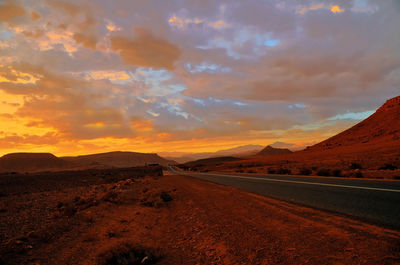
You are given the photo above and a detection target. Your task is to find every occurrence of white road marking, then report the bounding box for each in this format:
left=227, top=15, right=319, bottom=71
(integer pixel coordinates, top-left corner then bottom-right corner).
left=179, top=171, right=400, bottom=193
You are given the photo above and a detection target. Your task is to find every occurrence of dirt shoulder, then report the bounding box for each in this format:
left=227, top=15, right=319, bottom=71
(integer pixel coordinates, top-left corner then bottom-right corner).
left=1, top=173, right=399, bottom=264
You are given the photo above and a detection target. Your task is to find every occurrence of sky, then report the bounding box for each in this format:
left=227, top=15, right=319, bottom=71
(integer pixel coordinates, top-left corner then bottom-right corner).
left=0, top=0, right=399, bottom=157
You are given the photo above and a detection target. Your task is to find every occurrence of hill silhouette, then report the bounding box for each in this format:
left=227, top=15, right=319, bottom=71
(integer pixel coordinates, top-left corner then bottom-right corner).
left=62, top=151, right=174, bottom=168
left=308, top=96, right=400, bottom=151
left=0, top=153, right=69, bottom=172
left=257, top=146, right=292, bottom=156
left=211, top=95, right=400, bottom=177
left=0, top=151, right=174, bottom=173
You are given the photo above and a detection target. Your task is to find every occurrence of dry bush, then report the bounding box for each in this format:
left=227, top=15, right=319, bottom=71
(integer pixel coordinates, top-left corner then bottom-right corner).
left=349, top=162, right=362, bottom=170
left=140, top=190, right=173, bottom=208
left=276, top=168, right=291, bottom=175
left=379, top=163, right=398, bottom=170
left=317, top=169, right=331, bottom=176
left=102, top=190, right=120, bottom=203
left=97, top=242, right=161, bottom=265
left=299, top=168, right=312, bottom=175
left=351, top=171, right=364, bottom=178
left=332, top=169, right=342, bottom=177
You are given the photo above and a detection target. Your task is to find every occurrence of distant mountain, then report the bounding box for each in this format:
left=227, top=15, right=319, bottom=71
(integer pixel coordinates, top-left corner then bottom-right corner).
left=62, top=151, right=175, bottom=168
left=0, top=151, right=175, bottom=173
left=308, top=95, right=400, bottom=151
left=214, top=145, right=265, bottom=157
left=0, top=153, right=70, bottom=172
left=164, top=145, right=264, bottom=163
left=257, top=146, right=292, bottom=156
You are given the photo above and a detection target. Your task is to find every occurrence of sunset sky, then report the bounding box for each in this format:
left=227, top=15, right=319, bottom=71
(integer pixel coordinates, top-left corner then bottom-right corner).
left=0, top=0, right=399, bottom=157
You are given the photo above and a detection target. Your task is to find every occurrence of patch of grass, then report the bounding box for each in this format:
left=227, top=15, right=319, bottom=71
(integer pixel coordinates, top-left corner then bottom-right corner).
left=97, top=242, right=160, bottom=265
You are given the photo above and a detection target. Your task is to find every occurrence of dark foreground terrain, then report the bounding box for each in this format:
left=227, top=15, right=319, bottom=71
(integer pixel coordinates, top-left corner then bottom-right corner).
left=1, top=169, right=399, bottom=264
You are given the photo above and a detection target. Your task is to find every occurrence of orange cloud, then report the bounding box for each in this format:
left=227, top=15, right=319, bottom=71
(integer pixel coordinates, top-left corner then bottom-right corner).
left=110, top=28, right=180, bottom=70
left=30, top=11, right=41, bottom=21
left=0, top=2, right=25, bottom=21
left=73, top=33, right=97, bottom=49
left=330, top=5, right=344, bottom=13
left=131, top=118, right=153, bottom=132
left=47, top=0, right=79, bottom=16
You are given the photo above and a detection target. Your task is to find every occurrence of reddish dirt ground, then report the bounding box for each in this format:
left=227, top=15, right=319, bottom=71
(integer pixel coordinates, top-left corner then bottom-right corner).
left=1, top=172, right=400, bottom=265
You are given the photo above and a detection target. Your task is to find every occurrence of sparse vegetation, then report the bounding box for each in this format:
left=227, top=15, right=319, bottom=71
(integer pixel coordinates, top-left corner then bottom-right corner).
left=160, top=191, right=173, bottom=202
left=379, top=163, right=398, bottom=170
left=97, top=242, right=160, bottom=265
left=276, top=168, right=291, bottom=175
left=299, top=168, right=312, bottom=175
left=350, top=162, right=362, bottom=170
left=141, top=190, right=173, bottom=207
left=351, top=171, right=364, bottom=178
left=317, top=169, right=331, bottom=176
left=332, top=169, right=342, bottom=177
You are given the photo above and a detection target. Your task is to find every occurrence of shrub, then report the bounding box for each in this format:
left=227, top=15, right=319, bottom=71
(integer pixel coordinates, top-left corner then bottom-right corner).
left=97, top=242, right=160, bottom=265
left=317, top=169, right=331, bottom=176
left=160, top=191, right=173, bottom=202
left=247, top=170, right=256, bottom=173
left=267, top=168, right=276, bottom=174
left=393, top=176, right=400, bottom=180
left=349, top=162, right=362, bottom=170
left=332, top=169, right=342, bottom=177
left=353, top=171, right=363, bottom=178
left=299, top=168, right=312, bottom=175
left=141, top=190, right=172, bottom=207
left=276, top=168, right=291, bottom=175
left=379, top=163, right=398, bottom=170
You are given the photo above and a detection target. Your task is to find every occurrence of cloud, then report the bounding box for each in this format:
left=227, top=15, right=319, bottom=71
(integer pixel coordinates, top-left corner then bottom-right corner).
left=47, top=0, right=79, bottom=16
left=0, top=0, right=399, bottom=155
left=30, top=11, right=41, bottom=21
left=110, top=28, right=180, bottom=70
left=73, top=33, right=97, bottom=49
left=299, top=3, right=345, bottom=14
left=0, top=2, right=25, bottom=22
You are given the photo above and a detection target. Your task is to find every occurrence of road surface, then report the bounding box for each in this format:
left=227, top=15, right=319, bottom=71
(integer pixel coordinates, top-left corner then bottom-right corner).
left=169, top=167, right=400, bottom=230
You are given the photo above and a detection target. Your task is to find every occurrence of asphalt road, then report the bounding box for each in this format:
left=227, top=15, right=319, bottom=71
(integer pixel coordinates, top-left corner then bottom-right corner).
left=169, top=167, right=400, bottom=230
